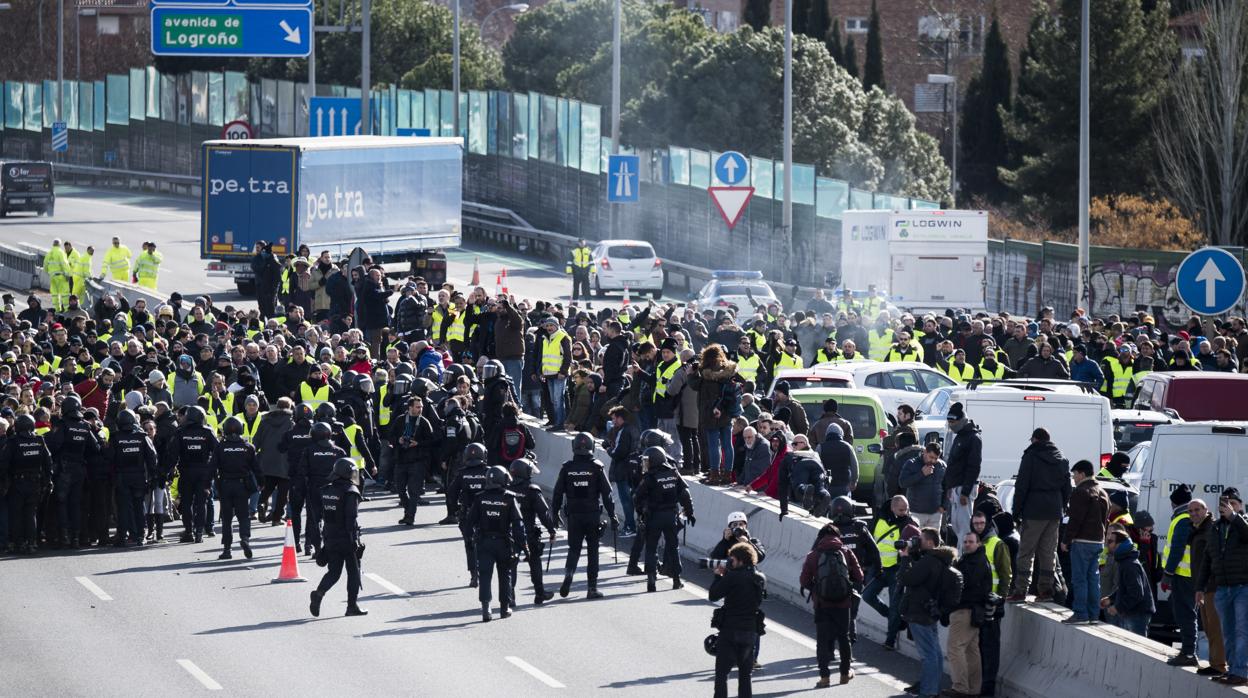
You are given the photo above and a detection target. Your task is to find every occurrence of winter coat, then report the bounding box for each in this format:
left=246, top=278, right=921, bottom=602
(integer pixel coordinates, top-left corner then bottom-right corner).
left=695, top=361, right=740, bottom=430
left=1019, top=355, right=1070, bottom=379
left=738, top=436, right=773, bottom=486
left=943, top=421, right=983, bottom=497
left=566, top=380, right=596, bottom=431
left=778, top=450, right=825, bottom=515
left=1198, top=512, right=1248, bottom=590
left=1063, top=478, right=1109, bottom=544
left=708, top=565, right=767, bottom=633
left=394, top=293, right=428, bottom=337
left=955, top=545, right=993, bottom=610
left=818, top=425, right=859, bottom=493
left=901, top=546, right=957, bottom=625
left=1069, top=357, right=1104, bottom=386
left=800, top=535, right=865, bottom=609
left=310, top=262, right=333, bottom=312
left=884, top=444, right=922, bottom=503
left=605, top=420, right=640, bottom=483
left=666, top=363, right=700, bottom=430
left=772, top=396, right=809, bottom=435
left=898, top=453, right=947, bottom=515
left=354, top=272, right=393, bottom=331
left=1110, top=540, right=1156, bottom=616
left=494, top=304, right=526, bottom=360
left=809, top=410, right=855, bottom=446
left=1190, top=512, right=1218, bottom=593
left=1013, top=440, right=1072, bottom=521
left=749, top=445, right=788, bottom=499
left=326, top=269, right=353, bottom=319
left=252, top=408, right=294, bottom=479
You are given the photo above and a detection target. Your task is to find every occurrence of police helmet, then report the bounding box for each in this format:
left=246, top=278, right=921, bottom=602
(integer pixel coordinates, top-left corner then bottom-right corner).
left=332, top=457, right=356, bottom=482
left=342, top=370, right=360, bottom=390
left=357, top=376, right=374, bottom=394
left=509, top=457, right=539, bottom=481
left=444, top=364, right=466, bottom=387
left=222, top=416, right=244, bottom=437
left=830, top=495, right=855, bottom=522
left=117, top=409, right=140, bottom=432
left=462, top=365, right=477, bottom=384
left=294, top=403, right=314, bottom=423
left=642, top=446, right=668, bottom=472
left=14, top=414, right=35, bottom=435
left=481, top=360, right=504, bottom=381
left=486, top=465, right=511, bottom=489
left=395, top=362, right=415, bottom=378
left=311, top=421, right=334, bottom=441
left=184, top=405, right=206, bottom=427
left=703, top=634, right=719, bottom=656
left=572, top=432, right=595, bottom=456
left=314, top=402, right=337, bottom=423
left=418, top=366, right=440, bottom=383
left=464, top=442, right=488, bottom=467
left=61, top=394, right=82, bottom=419
left=640, top=428, right=674, bottom=448
left=411, top=377, right=436, bottom=398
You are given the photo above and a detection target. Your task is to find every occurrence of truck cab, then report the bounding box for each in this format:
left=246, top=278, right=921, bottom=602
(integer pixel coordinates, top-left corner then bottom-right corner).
left=0, top=161, right=55, bottom=217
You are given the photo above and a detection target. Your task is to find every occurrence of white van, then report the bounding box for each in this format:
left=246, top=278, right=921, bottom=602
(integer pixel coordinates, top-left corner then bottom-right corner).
left=1136, top=422, right=1248, bottom=528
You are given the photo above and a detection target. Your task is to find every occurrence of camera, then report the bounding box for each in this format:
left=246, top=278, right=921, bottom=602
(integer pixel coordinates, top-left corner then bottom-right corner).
left=697, top=558, right=729, bottom=570
left=731, top=527, right=750, bottom=541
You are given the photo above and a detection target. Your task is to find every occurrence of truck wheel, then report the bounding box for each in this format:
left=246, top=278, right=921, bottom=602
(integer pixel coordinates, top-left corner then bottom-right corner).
left=235, top=280, right=256, bottom=297
left=46, top=206, right=54, bottom=217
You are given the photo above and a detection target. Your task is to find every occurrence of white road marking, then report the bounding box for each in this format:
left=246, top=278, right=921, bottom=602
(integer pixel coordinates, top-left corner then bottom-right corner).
left=176, top=659, right=223, bottom=690
left=364, top=572, right=409, bottom=596
left=74, top=576, right=113, bottom=601
left=505, top=656, right=566, bottom=688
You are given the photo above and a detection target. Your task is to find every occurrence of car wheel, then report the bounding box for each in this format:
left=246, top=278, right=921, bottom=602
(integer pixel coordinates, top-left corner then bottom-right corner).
left=650, top=288, right=662, bottom=300
left=594, top=277, right=605, bottom=298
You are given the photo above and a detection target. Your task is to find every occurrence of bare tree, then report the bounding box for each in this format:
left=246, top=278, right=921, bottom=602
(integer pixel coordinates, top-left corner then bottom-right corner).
left=1154, top=0, right=1248, bottom=247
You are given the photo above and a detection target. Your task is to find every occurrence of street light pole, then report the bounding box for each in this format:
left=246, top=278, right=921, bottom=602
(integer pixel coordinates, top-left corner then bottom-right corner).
left=361, top=0, right=371, bottom=134
left=480, top=3, right=529, bottom=36
left=609, top=0, right=621, bottom=239
left=56, top=0, right=63, bottom=123
left=453, top=0, right=461, bottom=139
left=782, top=0, right=793, bottom=267
left=927, top=73, right=958, bottom=206
left=1077, top=0, right=1091, bottom=309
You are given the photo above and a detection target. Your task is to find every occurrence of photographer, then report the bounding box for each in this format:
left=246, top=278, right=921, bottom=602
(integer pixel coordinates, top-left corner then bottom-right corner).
left=710, top=511, right=768, bottom=563
left=709, top=542, right=766, bottom=698
left=250, top=241, right=283, bottom=320
left=900, top=528, right=957, bottom=698
left=863, top=495, right=922, bottom=651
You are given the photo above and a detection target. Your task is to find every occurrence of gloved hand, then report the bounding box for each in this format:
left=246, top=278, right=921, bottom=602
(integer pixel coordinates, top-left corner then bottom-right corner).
left=686, top=514, right=696, bottom=527
left=610, top=516, right=619, bottom=532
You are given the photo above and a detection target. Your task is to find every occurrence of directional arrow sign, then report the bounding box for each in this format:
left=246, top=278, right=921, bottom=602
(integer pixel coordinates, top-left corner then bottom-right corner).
left=151, top=6, right=312, bottom=57
left=1176, top=246, right=1246, bottom=316
left=709, top=186, right=754, bottom=230
left=714, top=151, right=749, bottom=186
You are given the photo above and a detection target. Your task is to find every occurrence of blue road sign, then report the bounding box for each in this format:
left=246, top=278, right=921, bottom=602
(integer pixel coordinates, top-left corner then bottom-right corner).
left=607, top=154, right=639, bottom=203
left=397, top=128, right=432, bottom=137
left=151, top=5, right=312, bottom=57
left=1176, top=247, right=1246, bottom=316
left=309, top=97, right=362, bottom=137
left=51, top=122, right=68, bottom=153
left=152, top=0, right=311, bottom=4
left=714, top=151, right=748, bottom=186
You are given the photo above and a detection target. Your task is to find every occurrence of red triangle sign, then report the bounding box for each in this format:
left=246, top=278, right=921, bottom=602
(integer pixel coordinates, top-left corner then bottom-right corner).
left=709, top=186, right=754, bottom=230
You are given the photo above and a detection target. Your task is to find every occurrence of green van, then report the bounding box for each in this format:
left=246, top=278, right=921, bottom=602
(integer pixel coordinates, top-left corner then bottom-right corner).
left=788, top=387, right=889, bottom=497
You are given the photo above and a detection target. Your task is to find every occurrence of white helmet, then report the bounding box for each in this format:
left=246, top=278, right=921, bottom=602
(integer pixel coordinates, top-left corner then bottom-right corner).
left=727, top=511, right=748, bottom=526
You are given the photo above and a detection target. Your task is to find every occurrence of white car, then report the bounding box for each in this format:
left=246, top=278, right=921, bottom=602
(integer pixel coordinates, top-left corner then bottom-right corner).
left=591, top=239, right=664, bottom=298
left=1111, top=408, right=1175, bottom=451
left=694, top=271, right=780, bottom=311
left=768, top=360, right=956, bottom=415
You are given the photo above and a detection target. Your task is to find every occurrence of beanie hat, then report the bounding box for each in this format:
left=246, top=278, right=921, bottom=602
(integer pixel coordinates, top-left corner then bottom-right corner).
left=1170, top=483, right=1193, bottom=506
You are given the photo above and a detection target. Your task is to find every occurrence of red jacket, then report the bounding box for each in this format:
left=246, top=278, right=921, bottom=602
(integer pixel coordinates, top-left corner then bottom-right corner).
left=749, top=445, right=788, bottom=498
left=74, top=378, right=110, bottom=416
left=799, top=535, right=864, bottom=609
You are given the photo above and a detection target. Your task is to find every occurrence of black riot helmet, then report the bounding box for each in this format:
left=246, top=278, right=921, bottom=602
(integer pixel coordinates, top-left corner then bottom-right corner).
left=486, top=465, right=511, bottom=489
left=703, top=634, right=719, bottom=656
left=332, top=457, right=356, bottom=482
left=61, top=394, right=82, bottom=419
left=311, top=421, right=334, bottom=441
left=642, top=446, right=669, bottom=472
left=481, top=360, right=504, bottom=381
left=461, top=365, right=477, bottom=384
left=411, top=377, right=436, bottom=398
left=444, top=364, right=466, bottom=388
left=830, top=496, right=855, bottom=523
left=464, top=442, right=488, bottom=467
left=14, top=414, right=35, bottom=435
left=509, top=457, right=539, bottom=481
left=314, top=402, right=337, bottom=423
left=295, top=403, right=314, bottom=423
left=572, top=432, right=595, bottom=456
left=640, top=429, right=673, bottom=448
left=342, top=370, right=360, bottom=390
left=184, top=405, right=206, bottom=427
left=116, top=409, right=140, bottom=432
left=222, top=416, right=244, bottom=437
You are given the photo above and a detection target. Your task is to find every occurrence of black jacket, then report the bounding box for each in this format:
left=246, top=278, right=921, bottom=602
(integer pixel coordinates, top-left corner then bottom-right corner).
left=600, top=335, right=631, bottom=390
left=605, top=421, right=640, bottom=482
left=1198, top=512, right=1248, bottom=590
left=778, top=450, right=826, bottom=515
left=1110, top=540, right=1156, bottom=616
left=1013, top=441, right=1072, bottom=521
left=943, top=421, right=983, bottom=497
left=708, top=565, right=766, bottom=633
left=900, top=546, right=956, bottom=626
left=818, top=428, right=858, bottom=492
left=954, top=546, right=993, bottom=610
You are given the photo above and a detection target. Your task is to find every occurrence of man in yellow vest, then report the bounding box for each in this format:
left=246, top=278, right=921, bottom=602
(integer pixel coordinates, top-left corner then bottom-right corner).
left=1100, top=345, right=1135, bottom=408
left=133, top=242, right=163, bottom=290
left=537, top=316, right=571, bottom=428
left=771, top=337, right=803, bottom=376
left=62, top=241, right=82, bottom=300
left=868, top=315, right=895, bottom=361
left=884, top=331, right=921, bottom=363
left=944, top=349, right=980, bottom=383
left=102, top=236, right=132, bottom=282
left=734, top=336, right=762, bottom=386
left=813, top=335, right=840, bottom=365
left=862, top=495, right=921, bottom=650
left=566, top=238, right=595, bottom=302
left=1163, top=484, right=1200, bottom=666
left=298, top=364, right=332, bottom=410
left=71, top=245, right=94, bottom=299
left=652, top=339, right=682, bottom=447
left=973, top=510, right=1012, bottom=696
left=43, top=239, right=71, bottom=312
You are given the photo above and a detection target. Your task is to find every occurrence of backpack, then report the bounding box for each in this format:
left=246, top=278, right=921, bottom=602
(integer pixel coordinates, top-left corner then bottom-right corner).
left=936, top=561, right=964, bottom=620
left=500, top=425, right=526, bottom=462
left=815, top=549, right=853, bottom=604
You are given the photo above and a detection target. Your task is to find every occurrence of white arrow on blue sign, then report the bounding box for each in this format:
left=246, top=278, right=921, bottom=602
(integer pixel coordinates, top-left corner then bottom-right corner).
left=607, top=154, right=639, bottom=203
left=51, top=122, right=68, bottom=153
left=714, top=151, right=748, bottom=186
left=309, top=97, right=362, bottom=137
left=1175, top=247, right=1246, bottom=316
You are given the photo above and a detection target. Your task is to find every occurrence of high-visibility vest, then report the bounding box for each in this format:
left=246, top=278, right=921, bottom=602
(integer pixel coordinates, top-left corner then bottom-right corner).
left=377, top=384, right=391, bottom=426
left=35, top=425, right=51, bottom=436
left=736, top=353, right=761, bottom=383
left=1105, top=358, right=1134, bottom=398
left=102, top=246, right=131, bottom=280
left=945, top=362, right=979, bottom=383
left=208, top=391, right=235, bottom=421
left=541, top=329, right=569, bottom=375
left=280, top=268, right=293, bottom=295
left=241, top=411, right=265, bottom=443
left=446, top=312, right=466, bottom=343
left=653, top=359, right=680, bottom=399
left=815, top=348, right=839, bottom=364
left=979, top=361, right=1006, bottom=379
left=300, top=382, right=330, bottom=409
left=1099, top=512, right=1135, bottom=565
left=166, top=371, right=205, bottom=396
left=566, top=247, right=594, bottom=273
left=839, top=353, right=868, bottom=362
left=344, top=423, right=365, bottom=469
left=1164, top=512, right=1193, bottom=577
left=886, top=345, right=920, bottom=363
left=43, top=247, right=67, bottom=275
left=431, top=307, right=447, bottom=344
left=869, top=329, right=894, bottom=360
left=984, top=535, right=1003, bottom=593
left=747, top=330, right=766, bottom=351
left=134, top=251, right=161, bottom=281
left=73, top=252, right=92, bottom=278
left=775, top=352, right=802, bottom=373
left=873, top=518, right=903, bottom=568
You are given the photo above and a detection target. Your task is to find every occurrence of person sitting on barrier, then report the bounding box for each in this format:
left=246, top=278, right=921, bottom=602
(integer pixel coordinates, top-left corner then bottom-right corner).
left=778, top=433, right=831, bottom=520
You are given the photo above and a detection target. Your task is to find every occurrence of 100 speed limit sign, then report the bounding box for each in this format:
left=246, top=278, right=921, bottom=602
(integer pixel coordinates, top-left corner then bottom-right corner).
left=221, top=120, right=254, bottom=140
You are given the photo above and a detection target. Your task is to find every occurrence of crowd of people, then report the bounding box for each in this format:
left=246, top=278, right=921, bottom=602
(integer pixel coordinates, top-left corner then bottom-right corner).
left=3, top=236, right=1248, bottom=696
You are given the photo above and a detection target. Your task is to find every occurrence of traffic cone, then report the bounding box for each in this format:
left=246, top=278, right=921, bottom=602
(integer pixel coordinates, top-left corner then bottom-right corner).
left=470, top=256, right=481, bottom=286
left=495, top=272, right=503, bottom=297
left=271, top=519, right=306, bottom=583
left=500, top=267, right=509, bottom=296
left=622, top=285, right=631, bottom=308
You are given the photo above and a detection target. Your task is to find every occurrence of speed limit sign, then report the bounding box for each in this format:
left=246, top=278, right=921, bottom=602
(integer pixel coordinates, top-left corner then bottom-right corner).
left=222, top=120, right=254, bottom=140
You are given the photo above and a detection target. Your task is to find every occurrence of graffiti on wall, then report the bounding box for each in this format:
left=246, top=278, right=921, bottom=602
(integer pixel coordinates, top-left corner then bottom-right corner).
left=1089, top=260, right=1185, bottom=329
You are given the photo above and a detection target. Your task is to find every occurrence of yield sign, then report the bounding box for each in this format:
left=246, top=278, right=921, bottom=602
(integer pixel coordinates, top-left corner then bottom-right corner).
left=709, top=186, right=754, bottom=230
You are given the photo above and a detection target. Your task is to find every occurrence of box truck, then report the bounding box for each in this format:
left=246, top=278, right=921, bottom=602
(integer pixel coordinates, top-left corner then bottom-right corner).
left=200, top=135, right=462, bottom=294
left=839, top=209, right=988, bottom=312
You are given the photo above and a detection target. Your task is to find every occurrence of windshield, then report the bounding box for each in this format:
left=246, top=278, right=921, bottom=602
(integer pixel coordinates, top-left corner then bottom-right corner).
left=798, top=401, right=879, bottom=439
left=1114, top=420, right=1164, bottom=450
left=717, top=283, right=773, bottom=297
left=605, top=245, right=654, bottom=260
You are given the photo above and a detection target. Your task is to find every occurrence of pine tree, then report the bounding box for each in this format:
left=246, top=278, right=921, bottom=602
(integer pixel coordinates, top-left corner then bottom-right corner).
left=744, top=0, right=771, bottom=31
left=825, top=16, right=843, bottom=64
left=843, top=35, right=859, bottom=79
left=807, top=0, right=831, bottom=47
left=862, top=0, right=884, bottom=90
left=792, top=0, right=811, bottom=38
left=959, top=11, right=1012, bottom=202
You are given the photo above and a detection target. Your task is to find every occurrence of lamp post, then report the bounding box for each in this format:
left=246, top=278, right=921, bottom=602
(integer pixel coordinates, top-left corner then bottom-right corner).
left=1077, top=0, right=1090, bottom=309
left=928, top=73, right=958, bottom=207
left=608, top=0, right=621, bottom=239
left=480, top=2, right=529, bottom=35
left=781, top=0, right=792, bottom=256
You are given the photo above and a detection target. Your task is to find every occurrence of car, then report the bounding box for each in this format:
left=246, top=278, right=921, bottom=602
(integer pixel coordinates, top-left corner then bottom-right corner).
left=0, top=161, right=55, bottom=217
left=1111, top=409, right=1175, bottom=451
left=766, top=367, right=854, bottom=394
left=1121, top=440, right=1151, bottom=492
left=694, top=271, right=780, bottom=311
left=787, top=387, right=889, bottom=498
left=1132, top=372, right=1248, bottom=421
left=590, top=239, right=664, bottom=299
left=768, top=361, right=956, bottom=415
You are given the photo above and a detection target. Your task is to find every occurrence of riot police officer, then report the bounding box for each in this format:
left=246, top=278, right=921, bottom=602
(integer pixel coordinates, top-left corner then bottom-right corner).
left=628, top=429, right=675, bottom=575
left=552, top=432, right=617, bottom=599
left=310, top=458, right=367, bottom=618
left=447, top=442, right=491, bottom=587
left=212, top=416, right=263, bottom=560
left=633, top=446, right=696, bottom=592
left=830, top=495, right=879, bottom=643
left=112, top=409, right=156, bottom=547
left=296, top=422, right=347, bottom=558
left=48, top=395, right=100, bottom=547
left=469, top=465, right=526, bottom=622
left=509, top=458, right=557, bottom=605
left=2, top=415, right=53, bottom=554
left=167, top=406, right=219, bottom=544
left=278, top=403, right=315, bottom=549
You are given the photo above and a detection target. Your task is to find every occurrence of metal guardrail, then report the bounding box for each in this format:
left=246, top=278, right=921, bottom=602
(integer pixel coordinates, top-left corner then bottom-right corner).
left=55, top=163, right=201, bottom=197
left=0, top=243, right=39, bottom=292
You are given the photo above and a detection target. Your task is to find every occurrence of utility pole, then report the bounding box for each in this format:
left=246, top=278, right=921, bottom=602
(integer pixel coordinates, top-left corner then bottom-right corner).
left=782, top=0, right=793, bottom=277
left=56, top=0, right=64, bottom=122
left=609, top=0, right=621, bottom=239
left=452, top=0, right=460, bottom=138
left=1077, top=0, right=1090, bottom=309
left=361, top=0, right=371, bottom=134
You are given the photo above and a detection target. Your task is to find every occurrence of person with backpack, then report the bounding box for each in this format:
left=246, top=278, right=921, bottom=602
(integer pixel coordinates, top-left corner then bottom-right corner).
left=491, top=402, right=534, bottom=470
left=800, top=522, right=865, bottom=687
left=901, top=527, right=960, bottom=698
left=948, top=532, right=993, bottom=698
left=830, top=495, right=879, bottom=644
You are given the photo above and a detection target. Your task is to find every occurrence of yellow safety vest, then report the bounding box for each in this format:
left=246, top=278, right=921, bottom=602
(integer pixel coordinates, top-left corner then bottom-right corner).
left=35, top=425, right=50, bottom=436
left=978, top=361, right=1006, bottom=379
left=134, top=252, right=161, bottom=280
left=73, top=252, right=92, bottom=278
left=102, top=246, right=131, bottom=280
left=747, top=330, right=766, bottom=351
left=775, top=352, right=802, bottom=373
left=869, top=329, right=894, bottom=361
left=1099, top=512, right=1134, bottom=565
left=299, top=383, right=330, bottom=409
left=377, top=384, right=391, bottom=426
left=815, top=348, right=839, bottom=364
left=446, top=312, right=466, bottom=343
left=241, top=411, right=265, bottom=443
left=166, top=371, right=205, bottom=396
left=873, top=518, right=903, bottom=568
left=886, top=345, right=920, bottom=363
left=1164, top=512, right=1193, bottom=578
left=280, top=268, right=293, bottom=295
left=984, top=535, right=1003, bottom=593
left=945, top=362, right=979, bottom=383
left=541, top=329, right=569, bottom=375
left=431, top=307, right=447, bottom=344
left=566, top=247, right=594, bottom=273
left=736, top=353, right=761, bottom=383
left=1105, top=358, right=1134, bottom=398
left=653, top=359, right=681, bottom=400
left=43, top=247, right=67, bottom=275
left=344, top=423, right=365, bottom=469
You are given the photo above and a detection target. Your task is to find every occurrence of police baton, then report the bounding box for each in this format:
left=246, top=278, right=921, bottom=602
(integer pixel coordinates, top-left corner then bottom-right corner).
left=545, top=534, right=554, bottom=573
left=612, top=526, right=618, bottom=564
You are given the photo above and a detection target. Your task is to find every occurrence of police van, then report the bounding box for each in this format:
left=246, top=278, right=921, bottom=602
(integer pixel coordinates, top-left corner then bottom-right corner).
left=0, top=161, right=55, bottom=217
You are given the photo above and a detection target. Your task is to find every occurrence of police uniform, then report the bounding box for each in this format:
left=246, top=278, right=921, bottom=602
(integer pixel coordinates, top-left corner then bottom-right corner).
left=567, top=244, right=594, bottom=301
left=449, top=458, right=491, bottom=585
left=210, top=435, right=262, bottom=558
left=633, top=456, right=694, bottom=590
left=48, top=415, right=100, bottom=546
left=468, top=479, right=526, bottom=619
left=510, top=474, right=557, bottom=604
left=112, top=424, right=157, bottom=546
left=278, top=419, right=314, bottom=541
left=552, top=452, right=616, bottom=597
left=311, top=463, right=366, bottom=617
left=168, top=422, right=219, bottom=542
left=2, top=430, right=54, bottom=553
left=295, top=438, right=346, bottom=556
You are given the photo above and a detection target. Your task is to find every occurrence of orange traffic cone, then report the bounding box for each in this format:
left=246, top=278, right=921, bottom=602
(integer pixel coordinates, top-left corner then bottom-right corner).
left=622, top=285, right=631, bottom=308
left=495, top=273, right=503, bottom=297
left=271, top=519, right=306, bottom=583
left=500, top=267, right=509, bottom=296
left=470, top=256, right=481, bottom=286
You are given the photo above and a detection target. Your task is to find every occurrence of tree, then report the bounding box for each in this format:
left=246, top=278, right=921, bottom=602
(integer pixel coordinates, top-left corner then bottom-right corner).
left=1154, top=0, right=1248, bottom=247
left=503, top=0, right=649, bottom=94
left=807, top=0, right=832, bottom=50
left=825, top=17, right=844, bottom=64
left=744, top=0, right=772, bottom=32
left=843, top=36, right=860, bottom=79
left=863, top=0, right=885, bottom=91
left=959, top=11, right=1012, bottom=202
left=1000, top=0, right=1174, bottom=226
left=792, top=0, right=811, bottom=38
